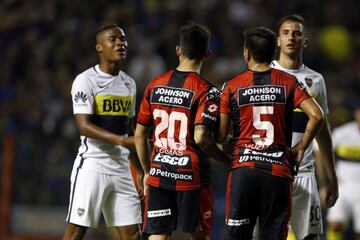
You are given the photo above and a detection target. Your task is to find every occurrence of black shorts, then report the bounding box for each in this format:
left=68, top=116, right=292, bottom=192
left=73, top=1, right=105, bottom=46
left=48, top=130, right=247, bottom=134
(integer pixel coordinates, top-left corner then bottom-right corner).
left=224, top=167, right=292, bottom=240
left=142, top=186, right=213, bottom=236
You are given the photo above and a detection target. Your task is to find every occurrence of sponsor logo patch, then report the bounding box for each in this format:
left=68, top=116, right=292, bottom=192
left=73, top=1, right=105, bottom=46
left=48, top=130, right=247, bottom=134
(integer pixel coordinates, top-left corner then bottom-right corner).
left=237, top=85, right=286, bottom=106
left=227, top=218, right=250, bottom=226
left=74, top=91, right=88, bottom=105
left=153, top=152, right=191, bottom=166
left=147, top=208, right=171, bottom=218
left=149, top=168, right=193, bottom=181
left=150, top=86, right=194, bottom=109
left=94, top=95, right=133, bottom=116
left=207, top=104, right=218, bottom=113
left=238, top=148, right=285, bottom=165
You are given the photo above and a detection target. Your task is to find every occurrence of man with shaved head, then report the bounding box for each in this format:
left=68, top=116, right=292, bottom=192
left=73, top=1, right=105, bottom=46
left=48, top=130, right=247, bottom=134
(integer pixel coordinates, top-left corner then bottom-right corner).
left=63, top=24, right=142, bottom=240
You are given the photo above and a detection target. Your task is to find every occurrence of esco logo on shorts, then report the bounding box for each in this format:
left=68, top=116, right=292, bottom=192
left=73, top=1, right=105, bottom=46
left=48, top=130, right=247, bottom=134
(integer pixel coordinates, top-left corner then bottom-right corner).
left=77, top=208, right=85, bottom=216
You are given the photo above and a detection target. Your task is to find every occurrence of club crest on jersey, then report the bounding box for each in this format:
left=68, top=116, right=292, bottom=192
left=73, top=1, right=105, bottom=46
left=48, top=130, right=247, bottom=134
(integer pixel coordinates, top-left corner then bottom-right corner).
left=207, top=87, right=220, bottom=100
left=237, top=85, right=286, bottom=106
left=305, top=77, right=313, bottom=88
left=77, top=208, right=85, bottom=216
left=74, top=91, right=88, bottom=104
left=151, top=86, right=194, bottom=109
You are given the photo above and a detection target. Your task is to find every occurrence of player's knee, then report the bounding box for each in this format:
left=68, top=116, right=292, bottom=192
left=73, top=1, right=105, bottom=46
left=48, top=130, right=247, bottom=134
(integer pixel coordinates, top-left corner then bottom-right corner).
left=117, top=225, right=141, bottom=240
left=63, top=223, right=87, bottom=240
left=328, top=221, right=344, bottom=232
left=189, top=231, right=209, bottom=240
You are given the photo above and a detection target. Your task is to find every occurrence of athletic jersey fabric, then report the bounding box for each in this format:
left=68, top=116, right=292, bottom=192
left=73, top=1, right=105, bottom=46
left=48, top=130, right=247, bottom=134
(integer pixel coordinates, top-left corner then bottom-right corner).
left=271, top=60, right=328, bottom=174
left=220, top=68, right=310, bottom=179
left=137, top=69, right=220, bottom=190
left=332, top=121, right=360, bottom=183
left=71, top=64, right=136, bottom=175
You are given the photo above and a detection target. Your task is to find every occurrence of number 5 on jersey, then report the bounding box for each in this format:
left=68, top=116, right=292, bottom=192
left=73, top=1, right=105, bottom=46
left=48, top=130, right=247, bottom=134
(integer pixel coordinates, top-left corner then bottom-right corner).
left=252, top=106, right=274, bottom=146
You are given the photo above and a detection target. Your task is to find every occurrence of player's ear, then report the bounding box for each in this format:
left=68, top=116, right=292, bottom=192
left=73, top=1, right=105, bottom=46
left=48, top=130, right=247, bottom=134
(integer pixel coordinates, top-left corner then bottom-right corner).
left=176, top=45, right=181, bottom=57
left=243, top=47, right=250, bottom=62
left=304, top=37, right=308, bottom=48
left=204, top=49, right=212, bottom=59
left=96, top=43, right=103, bottom=53
left=277, top=37, right=281, bottom=47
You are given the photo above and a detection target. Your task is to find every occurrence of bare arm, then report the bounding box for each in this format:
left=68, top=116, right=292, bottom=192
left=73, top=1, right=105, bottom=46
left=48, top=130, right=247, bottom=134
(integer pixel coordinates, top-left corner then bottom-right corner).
left=75, top=114, right=135, bottom=150
left=315, top=115, right=338, bottom=208
left=217, top=113, right=231, bottom=143
left=194, top=125, right=231, bottom=164
left=134, top=123, right=151, bottom=174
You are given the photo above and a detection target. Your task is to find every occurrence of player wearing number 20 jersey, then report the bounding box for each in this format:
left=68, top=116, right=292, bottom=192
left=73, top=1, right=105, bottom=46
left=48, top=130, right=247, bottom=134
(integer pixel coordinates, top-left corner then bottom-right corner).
left=220, top=68, right=310, bottom=179
left=137, top=69, right=219, bottom=190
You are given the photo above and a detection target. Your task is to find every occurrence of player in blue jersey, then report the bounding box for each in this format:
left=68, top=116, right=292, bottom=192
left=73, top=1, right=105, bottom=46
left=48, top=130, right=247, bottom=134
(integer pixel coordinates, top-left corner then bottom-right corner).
left=62, top=24, right=142, bottom=240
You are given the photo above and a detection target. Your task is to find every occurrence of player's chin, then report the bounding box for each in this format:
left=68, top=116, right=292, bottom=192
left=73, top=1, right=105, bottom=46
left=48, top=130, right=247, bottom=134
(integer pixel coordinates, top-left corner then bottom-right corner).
left=112, top=54, right=126, bottom=61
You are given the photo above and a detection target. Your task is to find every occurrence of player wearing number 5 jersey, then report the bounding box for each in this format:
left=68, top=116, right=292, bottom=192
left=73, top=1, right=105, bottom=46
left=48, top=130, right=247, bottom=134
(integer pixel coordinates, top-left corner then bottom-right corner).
left=218, top=27, right=324, bottom=240
left=135, top=23, right=230, bottom=240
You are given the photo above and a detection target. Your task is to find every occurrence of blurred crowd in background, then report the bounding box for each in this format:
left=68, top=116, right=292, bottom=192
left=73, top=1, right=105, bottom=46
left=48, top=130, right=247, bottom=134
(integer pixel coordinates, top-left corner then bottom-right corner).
left=0, top=0, right=359, bottom=233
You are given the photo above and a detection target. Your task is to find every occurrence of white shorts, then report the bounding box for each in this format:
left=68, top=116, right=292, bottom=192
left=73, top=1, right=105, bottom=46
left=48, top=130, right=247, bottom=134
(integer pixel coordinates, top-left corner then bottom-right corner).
left=290, top=172, right=323, bottom=239
left=66, top=159, right=142, bottom=228
left=327, top=182, right=360, bottom=232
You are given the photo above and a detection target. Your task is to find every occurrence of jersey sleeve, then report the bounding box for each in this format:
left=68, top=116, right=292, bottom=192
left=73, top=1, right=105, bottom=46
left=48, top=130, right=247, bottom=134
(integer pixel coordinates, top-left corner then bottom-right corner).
left=220, top=82, right=231, bottom=114
left=137, top=84, right=153, bottom=126
left=315, top=75, right=329, bottom=115
left=194, top=86, right=220, bottom=130
left=71, top=74, right=94, bottom=114
left=293, top=79, right=310, bottom=108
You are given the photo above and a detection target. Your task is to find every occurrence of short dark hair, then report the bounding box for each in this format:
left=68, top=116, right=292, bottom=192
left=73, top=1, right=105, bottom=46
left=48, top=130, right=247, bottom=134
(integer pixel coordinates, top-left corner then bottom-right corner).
left=243, top=27, right=276, bottom=63
left=96, top=23, right=120, bottom=42
left=178, top=23, right=211, bottom=61
left=277, top=14, right=306, bottom=35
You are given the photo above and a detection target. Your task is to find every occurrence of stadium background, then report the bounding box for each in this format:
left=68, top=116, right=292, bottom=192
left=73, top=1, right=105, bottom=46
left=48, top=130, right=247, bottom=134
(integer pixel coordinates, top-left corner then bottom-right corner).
left=0, top=0, right=359, bottom=239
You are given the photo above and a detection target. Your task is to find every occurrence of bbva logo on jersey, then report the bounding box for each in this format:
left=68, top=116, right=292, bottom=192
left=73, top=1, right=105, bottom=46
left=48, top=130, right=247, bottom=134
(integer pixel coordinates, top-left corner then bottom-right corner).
left=94, top=95, right=133, bottom=116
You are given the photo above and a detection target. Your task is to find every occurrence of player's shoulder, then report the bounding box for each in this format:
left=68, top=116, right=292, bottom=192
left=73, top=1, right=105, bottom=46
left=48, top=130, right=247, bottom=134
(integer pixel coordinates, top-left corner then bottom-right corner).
left=271, top=67, right=298, bottom=82
left=72, top=66, right=98, bottom=88
left=225, top=69, right=251, bottom=85
left=302, top=64, right=325, bottom=82
left=148, top=70, right=173, bottom=86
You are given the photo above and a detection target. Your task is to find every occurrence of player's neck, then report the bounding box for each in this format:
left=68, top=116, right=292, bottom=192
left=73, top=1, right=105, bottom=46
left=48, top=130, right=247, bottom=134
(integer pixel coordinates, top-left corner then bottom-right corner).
left=278, top=54, right=302, bottom=70
left=99, top=61, right=121, bottom=76
left=248, top=61, right=271, bottom=72
left=176, top=58, right=202, bottom=74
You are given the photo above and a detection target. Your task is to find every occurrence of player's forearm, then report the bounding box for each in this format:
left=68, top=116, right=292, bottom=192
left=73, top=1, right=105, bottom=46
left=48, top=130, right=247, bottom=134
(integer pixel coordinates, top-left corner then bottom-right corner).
left=78, top=122, right=134, bottom=149
left=195, top=125, right=231, bottom=164
left=134, top=135, right=151, bottom=174
left=315, top=119, right=337, bottom=184
left=300, top=115, right=324, bottom=151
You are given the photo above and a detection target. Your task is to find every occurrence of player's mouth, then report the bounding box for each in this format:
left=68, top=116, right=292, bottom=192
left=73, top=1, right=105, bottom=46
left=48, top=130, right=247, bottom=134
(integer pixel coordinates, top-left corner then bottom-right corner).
left=286, top=43, right=296, bottom=49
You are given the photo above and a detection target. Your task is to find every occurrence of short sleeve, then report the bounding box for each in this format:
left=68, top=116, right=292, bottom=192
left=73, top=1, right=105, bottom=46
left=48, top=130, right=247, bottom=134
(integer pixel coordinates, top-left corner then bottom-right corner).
left=137, top=85, right=153, bottom=126
left=293, top=79, right=310, bottom=108
left=71, top=74, right=94, bottom=114
left=315, top=75, right=329, bottom=114
left=220, top=83, right=231, bottom=114
left=194, top=86, right=220, bottom=130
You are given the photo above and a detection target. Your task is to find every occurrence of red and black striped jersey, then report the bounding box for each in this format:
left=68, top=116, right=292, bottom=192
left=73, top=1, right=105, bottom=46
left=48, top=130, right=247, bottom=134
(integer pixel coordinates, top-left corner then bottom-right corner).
left=137, top=69, right=220, bottom=190
left=220, top=68, right=310, bottom=179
